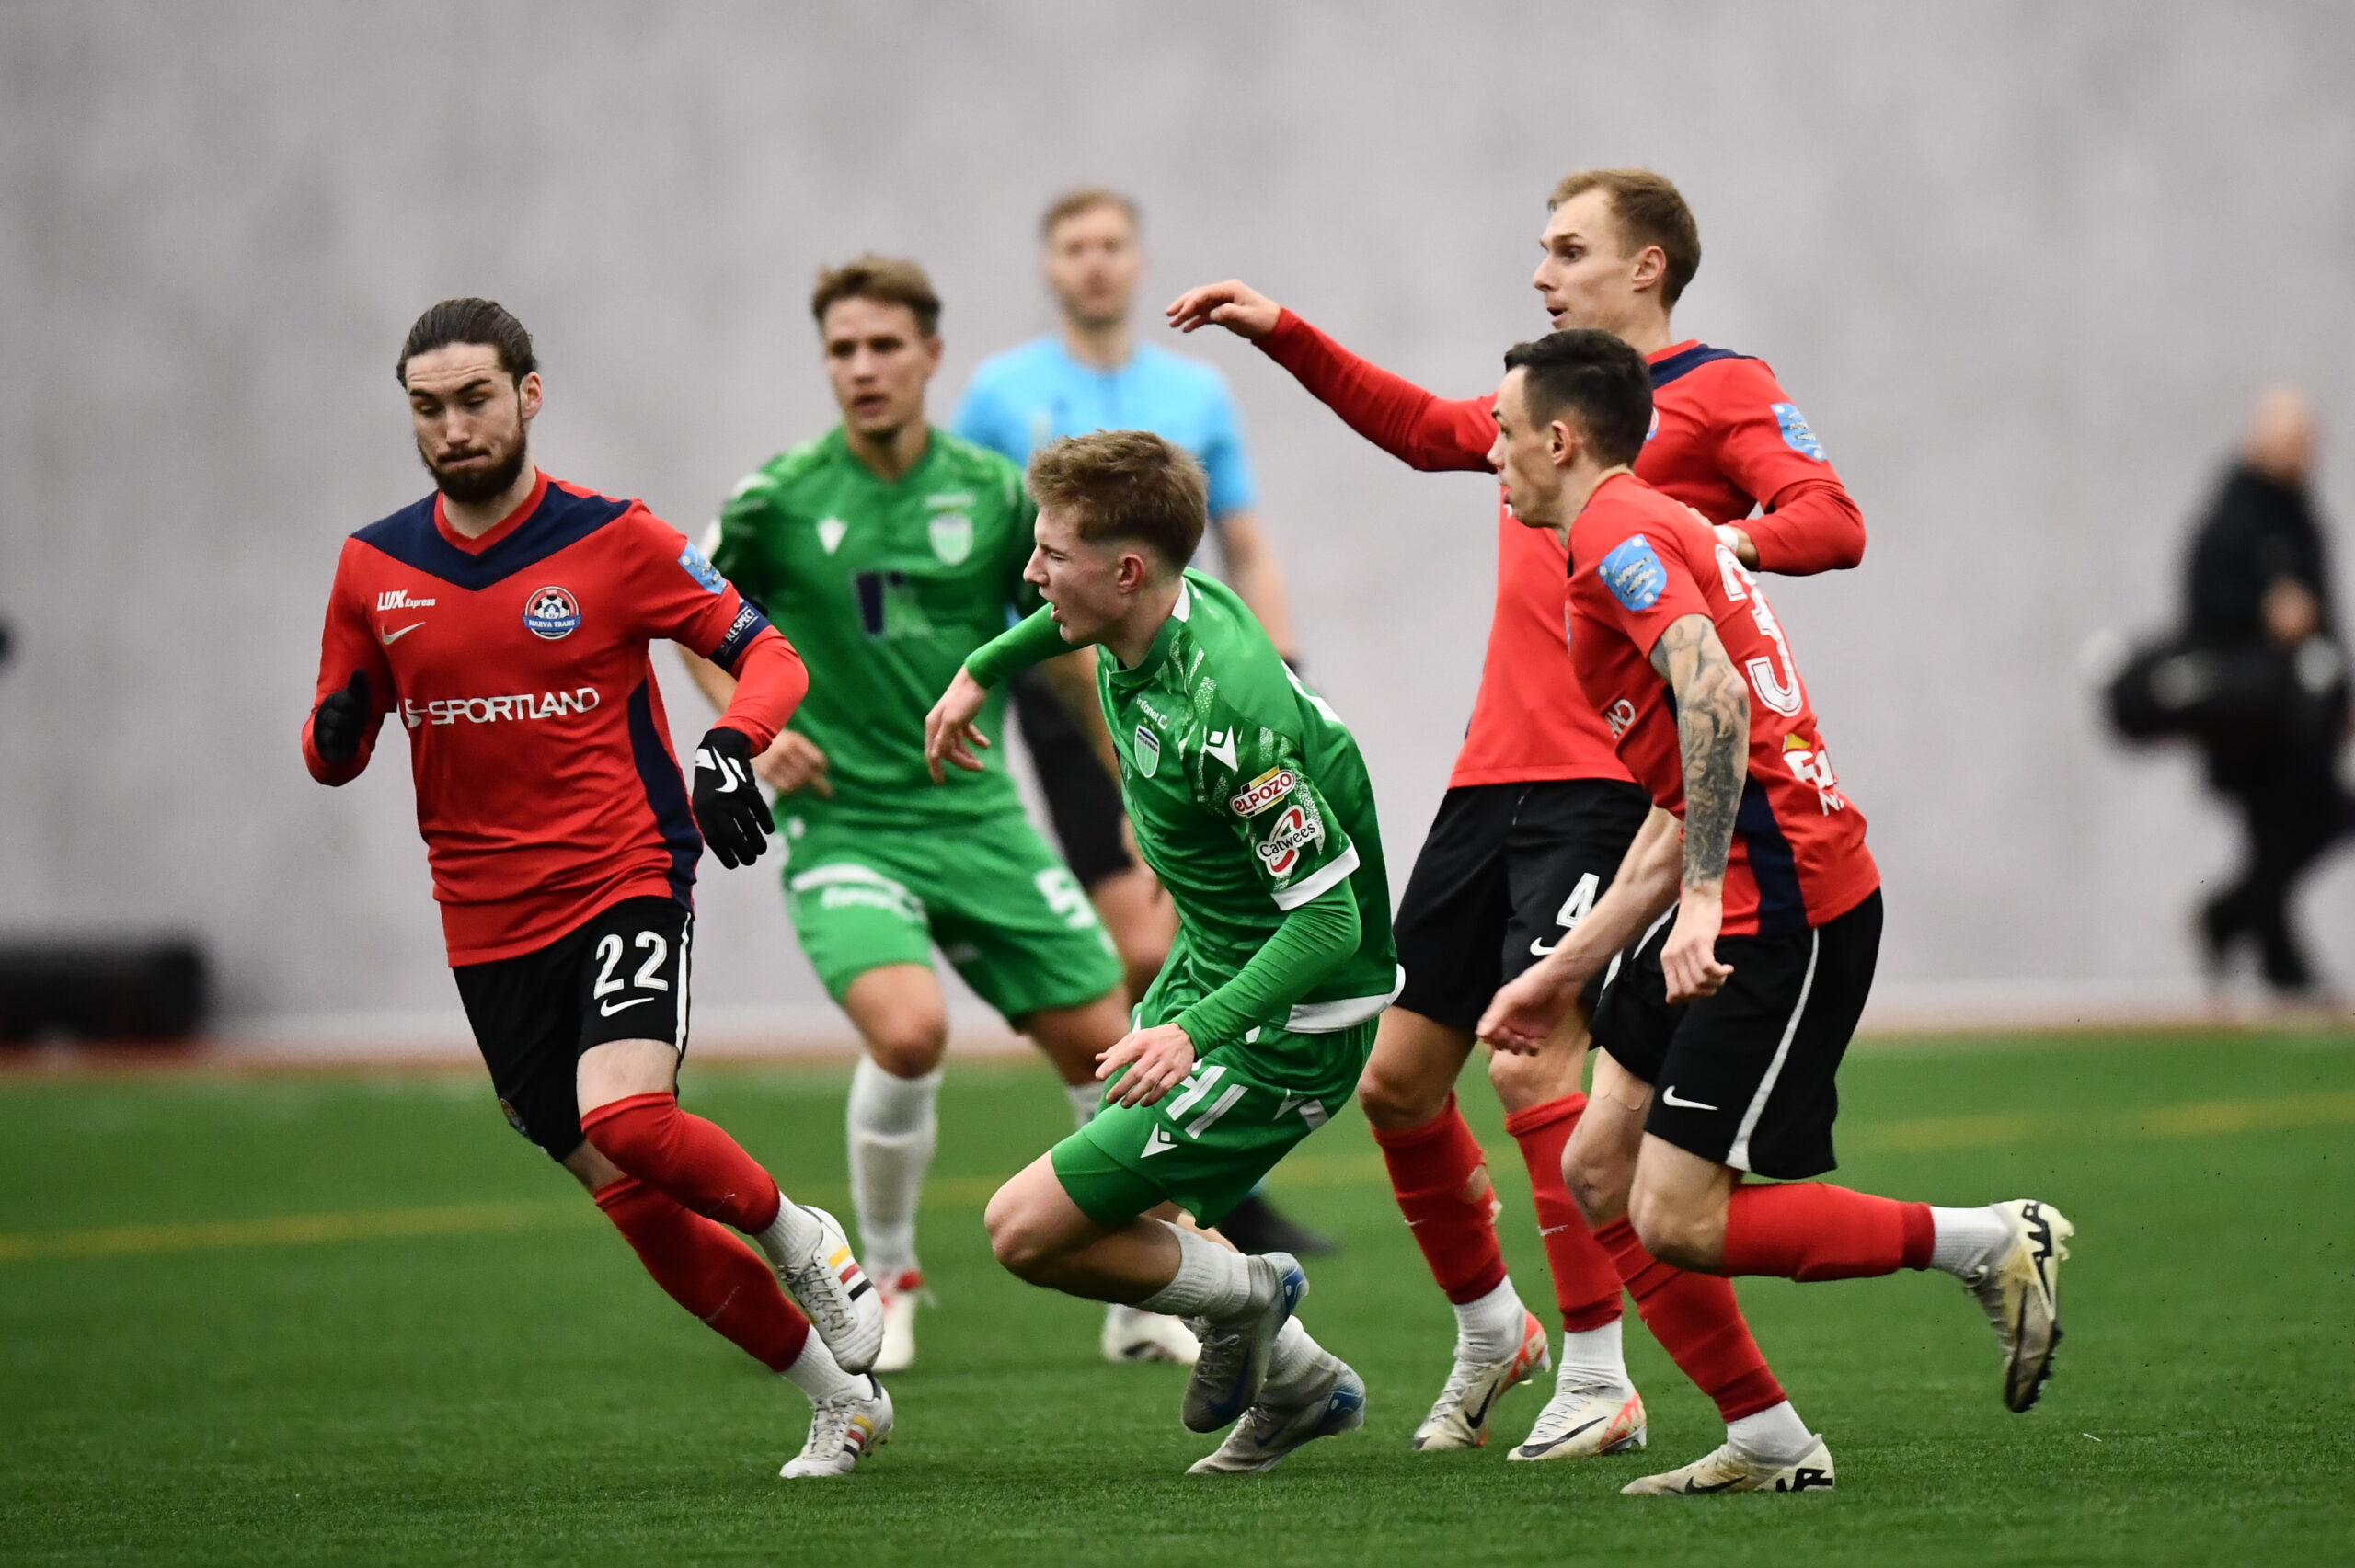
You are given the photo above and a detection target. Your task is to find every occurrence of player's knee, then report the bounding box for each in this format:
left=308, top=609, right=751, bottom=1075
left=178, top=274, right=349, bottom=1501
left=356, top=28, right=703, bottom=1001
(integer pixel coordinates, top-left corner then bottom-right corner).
left=983, top=1185, right=1059, bottom=1281
left=1356, top=1059, right=1446, bottom=1129
left=1563, top=1141, right=1628, bottom=1229
left=863, top=1014, right=948, bottom=1080
left=1627, top=1188, right=1710, bottom=1272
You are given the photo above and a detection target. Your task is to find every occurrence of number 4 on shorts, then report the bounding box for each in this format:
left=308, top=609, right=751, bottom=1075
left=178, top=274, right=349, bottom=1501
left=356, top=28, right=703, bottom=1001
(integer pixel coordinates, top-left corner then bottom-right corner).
left=1529, top=873, right=1599, bottom=956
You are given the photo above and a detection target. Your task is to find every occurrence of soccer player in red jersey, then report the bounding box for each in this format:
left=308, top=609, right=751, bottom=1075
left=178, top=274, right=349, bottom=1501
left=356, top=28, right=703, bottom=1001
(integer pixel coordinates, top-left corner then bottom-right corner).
left=1479, top=329, right=2074, bottom=1493
left=302, top=298, right=894, bottom=1481
left=1166, top=170, right=1858, bottom=1461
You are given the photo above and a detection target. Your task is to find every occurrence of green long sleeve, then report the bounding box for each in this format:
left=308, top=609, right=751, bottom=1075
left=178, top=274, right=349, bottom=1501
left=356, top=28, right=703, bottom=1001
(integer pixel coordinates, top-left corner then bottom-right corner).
left=1174, top=880, right=1361, bottom=1047
left=963, top=604, right=1070, bottom=688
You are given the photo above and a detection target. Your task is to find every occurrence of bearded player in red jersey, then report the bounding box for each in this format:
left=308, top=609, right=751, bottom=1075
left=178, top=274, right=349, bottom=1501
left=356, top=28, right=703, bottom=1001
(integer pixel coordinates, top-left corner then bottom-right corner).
left=1167, top=170, right=1861, bottom=1464
left=302, top=299, right=894, bottom=1482
left=1479, top=329, right=2074, bottom=1493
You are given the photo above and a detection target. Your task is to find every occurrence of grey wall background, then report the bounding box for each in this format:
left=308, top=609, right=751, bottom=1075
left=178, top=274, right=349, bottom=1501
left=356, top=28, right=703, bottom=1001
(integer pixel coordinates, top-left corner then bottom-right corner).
left=5, top=1, right=2353, bottom=1035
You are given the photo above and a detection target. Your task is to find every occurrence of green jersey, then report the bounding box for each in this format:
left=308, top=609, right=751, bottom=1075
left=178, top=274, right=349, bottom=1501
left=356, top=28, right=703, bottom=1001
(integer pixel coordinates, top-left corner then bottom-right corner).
left=980, top=570, right=1398, bottom=1034
left=708, top=427, right=1035, bottom=826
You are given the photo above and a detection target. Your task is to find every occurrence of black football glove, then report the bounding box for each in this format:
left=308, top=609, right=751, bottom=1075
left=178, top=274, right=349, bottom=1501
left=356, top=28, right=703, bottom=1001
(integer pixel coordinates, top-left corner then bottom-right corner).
left=692, top=726, right=773, bottom=869
left=312, top=670, right=371, bottom=764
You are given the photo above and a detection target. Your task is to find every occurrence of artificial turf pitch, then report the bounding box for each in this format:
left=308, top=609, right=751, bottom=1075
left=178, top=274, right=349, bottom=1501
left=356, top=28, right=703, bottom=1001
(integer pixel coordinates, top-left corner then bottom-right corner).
left=4, top=1030, right=2351, bottom=1567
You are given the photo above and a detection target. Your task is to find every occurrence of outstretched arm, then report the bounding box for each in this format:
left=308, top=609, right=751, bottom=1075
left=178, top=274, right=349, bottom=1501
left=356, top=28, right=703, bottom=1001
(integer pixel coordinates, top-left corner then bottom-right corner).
left=1649, top=613, right=1750, bottom=1001
left=1166, top=281, right=1493, bottom=473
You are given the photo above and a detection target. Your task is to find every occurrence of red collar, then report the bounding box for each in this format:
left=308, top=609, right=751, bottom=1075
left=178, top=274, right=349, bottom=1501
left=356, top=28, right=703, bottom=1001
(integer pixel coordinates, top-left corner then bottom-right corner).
left=1645, top=338, right=1699, bottom=365
left=433, top=469, right=549, bottom=555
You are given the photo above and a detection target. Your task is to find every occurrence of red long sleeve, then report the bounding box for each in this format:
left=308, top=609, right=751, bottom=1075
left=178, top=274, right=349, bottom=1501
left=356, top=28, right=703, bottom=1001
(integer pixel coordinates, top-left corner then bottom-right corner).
left=301, top=540, right=395, bottom=785
left=1257, top=310, right=1495, bottom=473
left=711, top=627, right=806, bottom=752
left=1743, top=477, right=1867, bottom=576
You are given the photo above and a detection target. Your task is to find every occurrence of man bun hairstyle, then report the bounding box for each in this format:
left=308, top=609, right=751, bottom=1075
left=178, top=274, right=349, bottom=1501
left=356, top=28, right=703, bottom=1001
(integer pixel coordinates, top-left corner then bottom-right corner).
left=1040, top=186, right=1141, bottom=240
left=810, top=254, right=942, bottom=338
left=1027, top=430, right=1206, bottom=572
left=1503, top=329, right=1654, bottom=469
left=1549, top=167, right=1702, bottom=306
left=397, top=297, right=536, bottom=386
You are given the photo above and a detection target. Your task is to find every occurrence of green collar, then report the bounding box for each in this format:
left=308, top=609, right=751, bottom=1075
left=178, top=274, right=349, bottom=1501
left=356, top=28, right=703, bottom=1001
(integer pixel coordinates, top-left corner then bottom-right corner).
left=824, top=423, right=940, bottom=489
left=1105, top=580, right=1194, bottom=688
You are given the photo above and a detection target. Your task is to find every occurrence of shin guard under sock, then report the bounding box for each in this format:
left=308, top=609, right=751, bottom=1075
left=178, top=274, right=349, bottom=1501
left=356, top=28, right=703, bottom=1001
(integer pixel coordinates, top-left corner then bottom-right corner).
left=1719, top=1182, right=1936, bottom=1282
left=1596, top=1216, right=1784, bottom=1422
left=1370, top=1094, right=1507, bottom=1304
left=581, top=1092, right=784, bottom=1234
left=595, top=1175, right=811, bottom=1371
left=1502, top=1093, right=1622, bottom=1333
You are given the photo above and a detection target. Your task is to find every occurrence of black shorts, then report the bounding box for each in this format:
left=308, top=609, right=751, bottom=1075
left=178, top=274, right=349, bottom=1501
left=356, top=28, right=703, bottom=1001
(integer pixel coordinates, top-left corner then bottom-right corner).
left=1393, top=779, right=1655, bottom=1032
left=1592, top=889, right=1882, bottom=1180
left=451, top=896, right=694, bottom=1160
left=1009, top=665, right=1134, bottom=889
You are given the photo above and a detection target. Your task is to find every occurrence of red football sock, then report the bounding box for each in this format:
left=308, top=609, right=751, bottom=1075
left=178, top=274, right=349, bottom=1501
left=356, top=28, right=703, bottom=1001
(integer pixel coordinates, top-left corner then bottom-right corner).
left=1720, top=1183, right=1936, bottom=1281
left=580, top=1092, right=784, bottom=1234
left=1502, top=1093, right=1622, bottom=1333
left=1596, top=1216, right=1784, bottom=1421
left=594, top=1175, right=810, bottom=1371
left=1371, top=1094, right=1508, bottom=1304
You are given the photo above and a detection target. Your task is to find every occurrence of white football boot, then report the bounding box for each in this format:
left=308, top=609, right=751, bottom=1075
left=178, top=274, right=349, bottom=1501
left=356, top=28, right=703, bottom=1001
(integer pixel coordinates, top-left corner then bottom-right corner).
left=1508, top=1368, right=1647, bottom=1461
left=1103, top=1303, right=1201, bottom=1366
left=1188, top=1351, right=1367, bottom=1474
left=1411, top=1309, right=1550, bottom=1450
left=873, top=1270, right=922, bottom=1375
left=1180, top=1252, right=1306, bottom=1433
left=1960, top=1199, right=2074, bottom=1413
left=1622, top=1435, right=1834, bottom=1495
left=779, top=1375, right=893, bottom=1479
left=771, top=1204, right=886, bottom=1374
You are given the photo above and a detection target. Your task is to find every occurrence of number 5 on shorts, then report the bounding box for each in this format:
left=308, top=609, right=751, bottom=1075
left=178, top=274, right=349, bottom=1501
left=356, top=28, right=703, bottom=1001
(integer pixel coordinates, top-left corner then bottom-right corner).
left=1034, top=868, right=1099, bottom=931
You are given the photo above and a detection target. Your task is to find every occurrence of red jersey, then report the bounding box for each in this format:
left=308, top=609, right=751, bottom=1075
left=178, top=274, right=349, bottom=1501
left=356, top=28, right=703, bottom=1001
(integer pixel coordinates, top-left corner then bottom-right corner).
left=1257, top=315, right=1863, bottom=789
left=1567, top=472, right=1877, bottom=935
left=303, top=471, right=809, bottom=965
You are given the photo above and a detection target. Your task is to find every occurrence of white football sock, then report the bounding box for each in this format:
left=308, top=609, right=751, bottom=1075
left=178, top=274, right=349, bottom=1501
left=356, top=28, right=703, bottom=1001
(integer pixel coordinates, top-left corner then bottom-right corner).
left=1452, top=1276, right=1529, bottom=1362
left=847, top=1057, right=941, bottom=1280
left=1264, top=1316, right=1323, bottom=1394
left=1727, top=1399, right=1814, bottom=1463
left=1555, top=1315, right=1630, bottom=1390
left=1066, top=1082, right=1101, bottom=1127
left=1138, top=1223, right=1255, bottom=1320
left=752, top=1199, right=821, bottom=1268
left=777, top=1331, right=866, bottom=1403
left=1928, top=1205, right=2012, bottom=1276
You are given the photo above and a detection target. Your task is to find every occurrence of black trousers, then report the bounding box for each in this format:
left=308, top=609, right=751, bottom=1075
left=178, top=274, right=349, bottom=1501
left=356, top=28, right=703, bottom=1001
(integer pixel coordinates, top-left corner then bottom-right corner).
left=2202, top=743, right=2348, bottom=990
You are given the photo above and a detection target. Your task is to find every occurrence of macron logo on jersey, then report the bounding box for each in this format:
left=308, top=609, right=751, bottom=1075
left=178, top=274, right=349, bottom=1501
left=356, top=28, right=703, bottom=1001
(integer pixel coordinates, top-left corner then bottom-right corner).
left=1600, top=535, right=1668, bottom=612
left=404, top=687, right=602, bottom=728
left=377, top=589, right=437, bottom=611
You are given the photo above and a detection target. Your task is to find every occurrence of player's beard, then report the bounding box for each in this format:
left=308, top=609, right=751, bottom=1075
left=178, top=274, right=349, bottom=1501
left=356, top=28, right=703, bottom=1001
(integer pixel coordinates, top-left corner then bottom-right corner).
left=420, top=433, right=529, bottom=505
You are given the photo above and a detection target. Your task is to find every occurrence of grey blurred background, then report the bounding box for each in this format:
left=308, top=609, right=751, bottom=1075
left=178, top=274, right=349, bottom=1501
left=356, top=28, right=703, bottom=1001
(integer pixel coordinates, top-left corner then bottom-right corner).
left=4, top=1, right=2352, bottom=1040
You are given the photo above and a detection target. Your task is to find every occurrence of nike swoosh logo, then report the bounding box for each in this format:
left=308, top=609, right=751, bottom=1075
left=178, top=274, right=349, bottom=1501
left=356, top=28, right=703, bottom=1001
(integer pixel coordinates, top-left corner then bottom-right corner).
left=1661, top=1085, right=1717, bottom=1111
left=1519, top=1415, right=1604, bottom=1457
left=380, top=623, right=424, bottom=645
left=1681, top=1476, right=1742, bottom=1494
left=598, top=996, right=656, bottom=1017
left=1464, top=1382, right=1502, bottom=1430
left=1529, top=934, right=1562, bottom=956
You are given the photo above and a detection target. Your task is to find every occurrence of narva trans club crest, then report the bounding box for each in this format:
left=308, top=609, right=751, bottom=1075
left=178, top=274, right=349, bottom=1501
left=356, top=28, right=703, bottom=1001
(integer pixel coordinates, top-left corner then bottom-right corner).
left=1132, top=726, right=1162, bottom=778
left=928, top=513, right=973, bottom=565
left=523, top=585, right=581, bottom=640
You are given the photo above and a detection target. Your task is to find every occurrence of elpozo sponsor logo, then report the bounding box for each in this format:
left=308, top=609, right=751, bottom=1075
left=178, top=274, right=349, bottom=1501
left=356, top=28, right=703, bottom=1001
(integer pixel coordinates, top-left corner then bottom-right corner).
left=404, top=687, right=601, bottom=728
left=1228, top=766, right=1298, bottom=818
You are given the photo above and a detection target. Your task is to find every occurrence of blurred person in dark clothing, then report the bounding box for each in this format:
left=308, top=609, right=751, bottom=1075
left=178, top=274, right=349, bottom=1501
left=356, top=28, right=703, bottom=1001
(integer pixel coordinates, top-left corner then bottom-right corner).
left=2184, top=388, right=2348, bottom=993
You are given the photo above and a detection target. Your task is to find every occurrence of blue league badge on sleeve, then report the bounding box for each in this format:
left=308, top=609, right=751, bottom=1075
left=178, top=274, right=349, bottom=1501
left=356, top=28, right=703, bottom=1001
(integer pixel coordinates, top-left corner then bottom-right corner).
left=1599, top=534, right=1668, bottom=612
left=1772, top=402, right=1826, bottom=461
left=678, top=542, right=728, bottom=593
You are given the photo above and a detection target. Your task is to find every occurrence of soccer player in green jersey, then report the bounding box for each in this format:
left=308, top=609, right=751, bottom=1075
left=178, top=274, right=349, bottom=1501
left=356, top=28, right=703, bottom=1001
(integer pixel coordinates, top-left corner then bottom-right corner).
left=681, top=257, right=1162, bottom=1372
left=925, top=431, right=1401, bottom=1474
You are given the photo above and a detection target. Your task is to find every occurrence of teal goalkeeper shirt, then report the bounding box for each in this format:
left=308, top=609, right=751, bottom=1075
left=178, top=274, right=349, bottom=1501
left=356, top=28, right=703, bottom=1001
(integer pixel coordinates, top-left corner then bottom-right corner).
left=952, top=338, right=1259, bottom=523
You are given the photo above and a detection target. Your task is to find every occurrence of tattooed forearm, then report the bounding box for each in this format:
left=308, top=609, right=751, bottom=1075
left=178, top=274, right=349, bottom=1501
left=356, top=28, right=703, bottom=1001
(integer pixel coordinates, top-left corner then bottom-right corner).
left=1649, top=614, right=1748, bottom=890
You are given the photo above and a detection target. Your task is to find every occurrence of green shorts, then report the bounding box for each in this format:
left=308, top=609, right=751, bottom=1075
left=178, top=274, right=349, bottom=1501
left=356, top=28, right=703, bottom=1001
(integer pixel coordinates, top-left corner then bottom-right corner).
left=780, top=807, right=1122, bottom=1023
left=1051, top=1015, right=1375, bottom=1229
